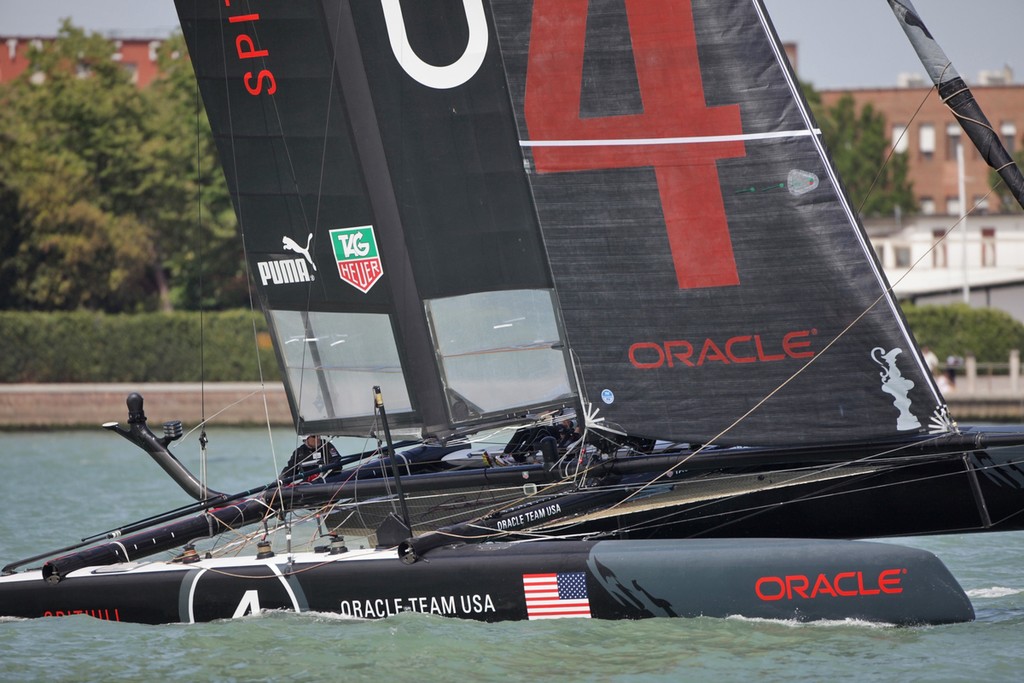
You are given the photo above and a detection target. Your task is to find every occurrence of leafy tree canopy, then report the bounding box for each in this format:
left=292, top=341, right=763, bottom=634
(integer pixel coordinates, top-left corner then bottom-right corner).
left=804, top=85, right=917, bottom=219
left=0, top=22, right=244, bottom=312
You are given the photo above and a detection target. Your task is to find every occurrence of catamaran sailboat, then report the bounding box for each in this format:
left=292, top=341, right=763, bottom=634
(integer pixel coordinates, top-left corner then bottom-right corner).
left=1, top=0, right=1022, bottom=625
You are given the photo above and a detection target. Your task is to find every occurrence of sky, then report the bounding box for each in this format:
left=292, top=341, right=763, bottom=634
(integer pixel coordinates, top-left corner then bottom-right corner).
left=1, top=0, right=1021, bottom=89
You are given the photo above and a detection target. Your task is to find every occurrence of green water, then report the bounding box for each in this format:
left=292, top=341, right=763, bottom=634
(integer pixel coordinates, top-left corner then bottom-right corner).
left=0, top=430, right=1022, bottom=682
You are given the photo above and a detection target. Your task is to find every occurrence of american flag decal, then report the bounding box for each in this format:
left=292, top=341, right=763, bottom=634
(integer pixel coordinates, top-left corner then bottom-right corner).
left=522, top=572, right=592, bottom=619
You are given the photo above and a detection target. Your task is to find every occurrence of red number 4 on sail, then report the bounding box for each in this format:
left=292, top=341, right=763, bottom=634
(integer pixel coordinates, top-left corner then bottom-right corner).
left=525, top=0, right=746, bottom=289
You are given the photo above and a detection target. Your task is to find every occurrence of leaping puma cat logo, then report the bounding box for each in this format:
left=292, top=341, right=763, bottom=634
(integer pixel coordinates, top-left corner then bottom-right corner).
left=282, top=233, right=317, bottom=271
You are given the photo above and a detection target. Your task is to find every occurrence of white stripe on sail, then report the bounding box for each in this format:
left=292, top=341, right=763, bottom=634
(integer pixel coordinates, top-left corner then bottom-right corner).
left=519, top=129, right=820, bottom=147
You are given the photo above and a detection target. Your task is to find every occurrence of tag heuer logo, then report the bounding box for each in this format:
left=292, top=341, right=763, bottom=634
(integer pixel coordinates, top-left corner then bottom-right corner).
left=330, top=225, right=383, bottom=293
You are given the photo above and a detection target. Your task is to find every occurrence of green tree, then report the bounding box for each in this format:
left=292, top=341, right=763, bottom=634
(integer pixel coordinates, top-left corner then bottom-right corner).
left=144, top=34, right=246, bottom=310
left=0, top=23, right=244, bottom=312
left=0, top=22, right=154, bottom=311
left=805, top=88, right=916, bottom=218
left=988, top=145, right=1024, bottom=214
left=904, top=302, right=1024, bottom=363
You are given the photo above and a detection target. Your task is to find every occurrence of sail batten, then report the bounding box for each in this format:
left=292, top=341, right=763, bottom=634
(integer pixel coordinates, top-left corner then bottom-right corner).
left=520, top=129, right=821, bottom=147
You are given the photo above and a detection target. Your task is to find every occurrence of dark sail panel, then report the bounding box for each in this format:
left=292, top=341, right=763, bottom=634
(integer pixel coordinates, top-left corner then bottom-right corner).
left=174, top=0, right=574, bottom=437
left=490, top=0, right=944, bottom=445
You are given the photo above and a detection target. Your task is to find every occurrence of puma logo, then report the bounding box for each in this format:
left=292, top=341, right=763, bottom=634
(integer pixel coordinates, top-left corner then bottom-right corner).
left=282, top=233, right=317, bottom=271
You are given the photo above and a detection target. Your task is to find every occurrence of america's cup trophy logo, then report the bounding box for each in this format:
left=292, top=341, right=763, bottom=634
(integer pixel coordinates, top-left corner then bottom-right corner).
left=330, top=225, right=383, bottom=294
left=872, top=347, right=922, bottom=430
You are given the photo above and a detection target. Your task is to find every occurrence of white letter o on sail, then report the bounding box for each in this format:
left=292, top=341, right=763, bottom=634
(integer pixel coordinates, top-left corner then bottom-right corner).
left=381, top=0, right=488, bottom=89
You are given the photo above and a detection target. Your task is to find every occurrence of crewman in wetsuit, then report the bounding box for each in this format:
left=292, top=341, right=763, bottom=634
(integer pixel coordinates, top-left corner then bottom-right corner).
left=280, top=434, right=341, bottom=481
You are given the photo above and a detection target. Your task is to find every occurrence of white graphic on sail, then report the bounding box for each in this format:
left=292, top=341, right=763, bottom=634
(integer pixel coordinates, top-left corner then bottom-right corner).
left=872, top=347, right=922, bottom=430
left=282, top=233, right=317, bottom=271
left=382, top=0, right=488, bottom=89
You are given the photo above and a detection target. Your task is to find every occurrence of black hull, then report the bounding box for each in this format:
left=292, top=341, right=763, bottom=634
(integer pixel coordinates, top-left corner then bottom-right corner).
left=302, top=433, right=1024, bottom=543
left=564, top=446, right=1024, bottom=540
left=0, top=539, right=973, bottom=626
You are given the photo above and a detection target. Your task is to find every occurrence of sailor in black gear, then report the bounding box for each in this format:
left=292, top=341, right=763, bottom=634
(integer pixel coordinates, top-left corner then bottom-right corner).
left=280, top=434, right=341, bottom=481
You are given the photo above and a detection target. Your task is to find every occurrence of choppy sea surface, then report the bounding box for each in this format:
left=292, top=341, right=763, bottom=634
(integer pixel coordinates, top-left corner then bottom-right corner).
left=1, top=428, right=1022, bottom=683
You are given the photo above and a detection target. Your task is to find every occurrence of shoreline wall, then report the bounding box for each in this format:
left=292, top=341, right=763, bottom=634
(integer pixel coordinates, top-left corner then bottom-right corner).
left=0, top=383, right=293, bottom=429
left=1, top=382, right=1021, bottom=429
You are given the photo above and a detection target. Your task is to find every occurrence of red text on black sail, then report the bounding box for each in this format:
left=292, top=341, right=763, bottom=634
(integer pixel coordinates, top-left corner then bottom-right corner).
left=224, top=1, right=277, bottom=96
left=629, top=329, right=817, bottom=369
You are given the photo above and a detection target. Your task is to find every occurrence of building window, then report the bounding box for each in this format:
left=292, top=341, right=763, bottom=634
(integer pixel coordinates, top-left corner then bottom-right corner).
left=1001, top=122, right=1017, bottom=154
left=919, top=123, right=935, bottom=159
left=972, top=195, right=990, bottom=214
left=122, top=62, right=139, bottom=84
left=945, top=196, right=960, bottom=216
left=945, top=123, right=961, bottom=160
left=931, top=229, right=947, bottom=268
left=874, top=243, right=886, bottom=267
left=894, top=246, right=912, bottom=268
left=920, top=197, right=936, bottom=215
left=981, top=227, right=996, bottom=267
left=891, top=124, right=909, bottom=153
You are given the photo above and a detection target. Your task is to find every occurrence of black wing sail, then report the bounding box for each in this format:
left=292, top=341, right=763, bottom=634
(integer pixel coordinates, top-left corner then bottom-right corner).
left=174, top=1, right=575, bottom=437
left=491, top=0, right=945, bottom=446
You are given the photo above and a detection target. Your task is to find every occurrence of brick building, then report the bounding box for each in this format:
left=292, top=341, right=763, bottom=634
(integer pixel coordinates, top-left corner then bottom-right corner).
left=819, top=76, right=1024, bottom=217
left=1, top=35, right=164, bottom=87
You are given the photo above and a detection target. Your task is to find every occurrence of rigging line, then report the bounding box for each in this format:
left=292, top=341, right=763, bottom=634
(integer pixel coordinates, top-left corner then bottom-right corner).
left=853, top=60, right=951, bottom=220
left=562, top=467, right=900, bottom=538
left=190, top=5, right=209, bottom=495
left=176, top=387, right=271, bottom=442
left=287, top=4, right=349, bottom=429
left=212, top=0, right=281, bottom=484
left=619, top=458, right=1013, bottom=539
left=600, top=391, right=961, bottom=516
left=611, top=446, right=1024, bottom=538
left=855, top=82, right=935, bottom=217
left=855, top=62, right=986, bottom=286
left=887, top=189, right=1000, bottom=293
left=874, top=58, right=1012, bottom=297
left=755, top=0, right=943, bottom=406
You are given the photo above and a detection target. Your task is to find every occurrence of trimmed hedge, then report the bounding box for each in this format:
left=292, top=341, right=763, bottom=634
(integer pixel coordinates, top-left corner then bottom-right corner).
left=902, top=303, right=1024, bottom=365
left=0, top=310, right=280, bottom=382
left=1, top=304, right=1020, bottom=383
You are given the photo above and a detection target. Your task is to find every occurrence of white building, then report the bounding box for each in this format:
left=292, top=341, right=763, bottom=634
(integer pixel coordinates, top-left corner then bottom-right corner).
left=866, top=213, right=1024, bottom=323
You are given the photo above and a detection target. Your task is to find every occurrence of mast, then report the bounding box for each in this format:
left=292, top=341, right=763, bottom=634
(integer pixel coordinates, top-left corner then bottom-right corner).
left=887, top=0, right=1024, bottom=210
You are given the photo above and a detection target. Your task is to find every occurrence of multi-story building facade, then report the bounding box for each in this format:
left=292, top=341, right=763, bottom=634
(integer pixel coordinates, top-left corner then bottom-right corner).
left=1, top=35, right=164, bottom=87
left=819, top=74, right=1024, bottom=217
left=868, top=213, right=1024, bottom=322
left=816, top=71, right=1024, bottom=323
